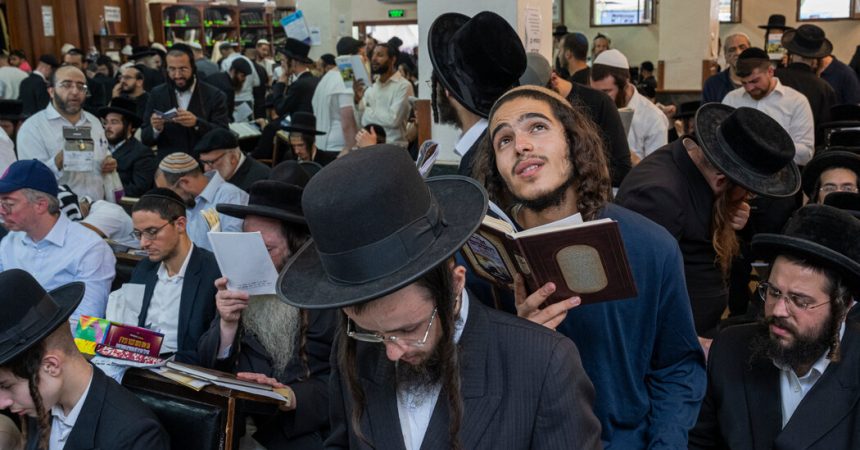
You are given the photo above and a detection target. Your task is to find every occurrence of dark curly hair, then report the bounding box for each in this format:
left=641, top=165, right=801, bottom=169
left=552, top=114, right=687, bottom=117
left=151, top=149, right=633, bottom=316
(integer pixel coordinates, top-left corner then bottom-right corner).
left=472, top=86, right=611, bottom=221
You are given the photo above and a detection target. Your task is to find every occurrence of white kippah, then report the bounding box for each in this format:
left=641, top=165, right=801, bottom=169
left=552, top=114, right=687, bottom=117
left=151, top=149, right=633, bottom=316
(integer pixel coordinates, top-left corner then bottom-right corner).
left=188, top=42, right=203, bottom=51
left=593, top=49, right=629, bottom=70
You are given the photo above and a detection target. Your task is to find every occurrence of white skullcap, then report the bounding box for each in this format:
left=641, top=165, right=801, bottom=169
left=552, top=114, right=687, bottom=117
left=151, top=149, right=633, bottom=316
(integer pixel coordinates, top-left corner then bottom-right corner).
left=593, top=49, right=629, bottom=70
left=121, top=45, right=134, bottom=56
left=188, top=41, right=203, bottom=50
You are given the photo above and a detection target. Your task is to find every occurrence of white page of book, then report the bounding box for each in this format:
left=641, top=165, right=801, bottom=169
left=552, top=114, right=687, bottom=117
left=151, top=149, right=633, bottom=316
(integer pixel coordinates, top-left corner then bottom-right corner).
left=208, top=232, right=278, bottom=295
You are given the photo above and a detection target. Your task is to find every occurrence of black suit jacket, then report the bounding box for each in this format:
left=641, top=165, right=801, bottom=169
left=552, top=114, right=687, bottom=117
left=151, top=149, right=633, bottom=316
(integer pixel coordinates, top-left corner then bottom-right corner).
left=26, top=366, right=169, bottom=450
left=18, top=72, right=49, bottom=116
left=229, top=154, right=271, bottom=191
left=325, top=294, right=602, bottom=449
left=113, top=137, right=156, bottom=197
left=690, top=320, right=860, bottom=450
left=204, top=71, right=236, bottom=117
left=198, top=308, right=338, bottom=449
left=457, top=130, right=485, bottom=177
left=140, top=79, right=230, bottom=160
left=131, top=246, right=220, bottom=364
left=272, top=72, right=319, bottom=117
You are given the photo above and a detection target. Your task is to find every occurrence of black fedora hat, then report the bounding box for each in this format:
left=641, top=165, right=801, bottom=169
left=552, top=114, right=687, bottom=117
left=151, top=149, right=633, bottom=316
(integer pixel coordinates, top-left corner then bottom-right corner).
left=823, top=192, right=860, bottom=218
left=759, top=14, right=793, bottom=30
left=428, top=11, right=526, bottom=118
left=0, top=269, right=84, bottom=365
left=781, top=24, right=832, bottom=59
left=553, top=25, right=569, bottom=37
left=752, top=205, right=860, bottom=289
left=801, top=149, right=860, bottom=197
left=96, top=96, right=142, bottom=128
left=277, top=145, right=488, bottom=309
left=674, top=100, right=701, bottom=120
left=278, top=38, right=313, bottom=65
left=217, top=160, right=311, bottom=225
left=282, top=111, right=325, bottom=135
left=695, top=103, right=800, bottom=198
left=0, top=100, right=25, bottom=121
left=820, top=104, right=860, bottom=131
left=828, top=130, right=860, bottom=148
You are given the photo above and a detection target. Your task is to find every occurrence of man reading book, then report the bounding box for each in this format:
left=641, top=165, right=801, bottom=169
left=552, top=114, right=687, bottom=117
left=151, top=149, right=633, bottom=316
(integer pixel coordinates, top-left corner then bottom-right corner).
left=0, top=269, right=169, bottom=450
left=197, top=161, right=337, bottom=449
left=473, top=85, right=705, bottom=448
left=277, top=146, right=602, bottom=449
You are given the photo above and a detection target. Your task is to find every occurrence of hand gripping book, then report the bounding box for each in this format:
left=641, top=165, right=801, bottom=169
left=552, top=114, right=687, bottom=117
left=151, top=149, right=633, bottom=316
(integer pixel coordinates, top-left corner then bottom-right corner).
left=461, top=215, right=637, bottom=306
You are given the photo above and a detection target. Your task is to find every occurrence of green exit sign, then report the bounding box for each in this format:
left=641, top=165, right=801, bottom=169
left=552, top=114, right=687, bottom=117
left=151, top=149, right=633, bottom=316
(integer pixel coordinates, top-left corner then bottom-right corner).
left=388, top=9, right=406, bottom=18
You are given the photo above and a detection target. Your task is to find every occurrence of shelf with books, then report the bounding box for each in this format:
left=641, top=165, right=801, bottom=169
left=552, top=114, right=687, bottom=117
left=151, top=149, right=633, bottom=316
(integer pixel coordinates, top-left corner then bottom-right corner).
left=150, top=3, right=206, bottom=48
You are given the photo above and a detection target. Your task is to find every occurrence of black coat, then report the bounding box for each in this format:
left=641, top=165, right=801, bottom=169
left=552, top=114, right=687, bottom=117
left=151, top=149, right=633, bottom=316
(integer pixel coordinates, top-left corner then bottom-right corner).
left=25, top=366, right=169, bottom=450
left=113, top=137, right=156, bottom=197
left=457, top=130, right=485, bottom=178
left=204, top=71, right=236, bottom=118
left=228, top=154, right=271, bottom=192
left=18, top=72, right=49, bottom=116
left=690, top=320, right=860, bottom=450
left=776, top=64, right=838, bottom=146
left=131, top=245, right=220, bottom=364
left=198, top=308, right=338, bottom=449
left=140, top=79, right=230, bottom=160
left=616, top=139, right=724, bottom=336
left=325, top=295, right=602, bottom=449
left=272, top=72, right=319, bottom=117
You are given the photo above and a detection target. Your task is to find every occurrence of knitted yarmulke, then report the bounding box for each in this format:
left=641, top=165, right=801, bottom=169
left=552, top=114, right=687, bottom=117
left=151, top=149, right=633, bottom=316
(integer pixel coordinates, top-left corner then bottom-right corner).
left=159, top=152, right=199, bottom=174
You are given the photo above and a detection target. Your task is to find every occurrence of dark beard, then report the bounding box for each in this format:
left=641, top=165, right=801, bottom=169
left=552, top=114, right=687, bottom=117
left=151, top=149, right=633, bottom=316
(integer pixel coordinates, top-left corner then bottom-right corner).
left=171, top=74, right=195, bottom=93
left=230, top=75, right=243, bottom=91
left=749, top=312, right=839, bottom=370
left=106, top=126, right=130, bottom=146
left=515, top=170, right=577, bottom=213
left=434, top=85, right=461, bottom=128
left=371, top=63, right=389, bottom=76
left=393, top=343, right=444, bottom=399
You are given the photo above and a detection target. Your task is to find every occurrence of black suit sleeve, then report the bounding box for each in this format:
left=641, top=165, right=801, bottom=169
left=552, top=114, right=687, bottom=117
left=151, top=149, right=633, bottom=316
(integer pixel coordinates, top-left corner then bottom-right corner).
left=588, top=90, right=632, bottom=186
left=616, top=181, right=685, bottom=239
left=114, top=417, right=171, bottom=450
left=323, top=338, right=350, bottom=450
left=688, top=334, right=729, bottom=450
left=194, top=86, right=229, bottom=136
left=140, top=91, right=160, bottom=147
left=123, top=148, right=156, bottom=197
left=272, top=80, right=309, bottom=117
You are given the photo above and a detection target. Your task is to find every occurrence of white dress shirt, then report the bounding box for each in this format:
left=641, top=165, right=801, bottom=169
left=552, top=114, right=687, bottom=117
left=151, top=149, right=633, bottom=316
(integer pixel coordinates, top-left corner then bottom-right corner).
left=146, top=243, right=194, bottom=354
left=722, top=78, right=814, bottom=166
left=359, top=72, right=412, bottom=147
left=0, top=126, right=16, bottom=175
left=396, top=290, right=470, bottom=450
left=49, top=371, right=94, bottom=450
left=81, top=200, right=139, bottom=249
left=454, top=119, right=488, bottom=159
left=17, top=104, right=110, bottom=200
left=0, top=66, right=28, bottom=99
left=313, top=68, right=354, bottom=152
left=625, top=89, right=669, bottom=160
left=186, top=171, right=248, bottom=251
left=0, top=214, right=116, bottom=321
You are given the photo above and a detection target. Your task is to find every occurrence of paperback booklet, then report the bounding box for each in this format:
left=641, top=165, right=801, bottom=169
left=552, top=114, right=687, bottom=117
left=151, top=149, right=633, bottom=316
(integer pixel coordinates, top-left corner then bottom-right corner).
left=461, top=214, right=637, bottom=306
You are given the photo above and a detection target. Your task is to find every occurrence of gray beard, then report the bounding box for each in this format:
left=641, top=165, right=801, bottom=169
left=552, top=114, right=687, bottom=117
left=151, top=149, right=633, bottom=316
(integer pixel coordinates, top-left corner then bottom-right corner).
left=241, top=294, right=301, bottom=376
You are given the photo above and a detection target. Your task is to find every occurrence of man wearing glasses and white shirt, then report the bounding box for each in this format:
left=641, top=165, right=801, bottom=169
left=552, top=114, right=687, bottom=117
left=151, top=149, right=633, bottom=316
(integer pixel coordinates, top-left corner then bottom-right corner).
left=17, top=65, right=117, bottom=201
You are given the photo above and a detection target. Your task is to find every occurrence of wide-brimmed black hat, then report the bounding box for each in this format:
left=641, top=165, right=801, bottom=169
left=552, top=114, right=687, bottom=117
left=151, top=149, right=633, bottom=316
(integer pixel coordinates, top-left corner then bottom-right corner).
left=695, top=103, right=800, bottom=198
left=823, top=192, right=860, bottom=218
left=553, top=25, right=569, bottom=37
left=0, top=100, right=25, bottom=122
left=752, top=205, right=860, bottom=289
left=428, top=11, right=526, bottom=118
left=281, top=112, right=325, bottom=135
left=781, top=25, right=832, bottom=58
left=759, top=14, right=793, bottom=30
left=217, top=160, right=311, bottom=225
left=278, top=38, right=313, bottom=65
left=820, top=104, right=860, bottom=131
left=277, top=145, right=488, bottom=309
left=801, top=149, right=860, bottom=197
left=96, top=96, right=142, bottom=128
left=0, top=269, right=84, bottom=365
left=674, top=100, right=701, bottom=120
left=131, top=47, right=158, bottom=61
left=828, top=130, right=860, bottom=148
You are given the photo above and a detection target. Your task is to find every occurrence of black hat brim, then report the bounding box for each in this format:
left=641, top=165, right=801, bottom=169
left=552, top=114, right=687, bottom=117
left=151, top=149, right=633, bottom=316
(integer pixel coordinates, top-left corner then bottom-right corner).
left=0, top=281, right=84, bottom=365
left=281, top=125, right=325, bottom=135
left=217, top=203, right=307, bottom=226
left=96, top=106, right=142, bottom=128
left=801, top=150, right=860, bottom=197
left=428, top=13, right=486, bottom=117
left=819, top=120, right=860, bottom=130
left=277, top=175, right=488, bottom=309
left=278, top=49, right=313, bottom=65
left=752, top=234, right=860, bottom=284
left=781, top=29, right=833, bottom=58
left=695, top=103, right=800, bottom=198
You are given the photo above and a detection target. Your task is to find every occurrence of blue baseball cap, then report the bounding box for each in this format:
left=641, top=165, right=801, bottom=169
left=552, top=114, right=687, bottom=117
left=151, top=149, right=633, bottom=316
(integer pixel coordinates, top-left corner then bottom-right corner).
left=0, top=160, right=59, bottom=197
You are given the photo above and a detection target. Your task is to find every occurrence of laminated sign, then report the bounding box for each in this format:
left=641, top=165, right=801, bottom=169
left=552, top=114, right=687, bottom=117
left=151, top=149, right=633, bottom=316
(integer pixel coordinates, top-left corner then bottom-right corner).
left=63, top=126, right=95, bottom=172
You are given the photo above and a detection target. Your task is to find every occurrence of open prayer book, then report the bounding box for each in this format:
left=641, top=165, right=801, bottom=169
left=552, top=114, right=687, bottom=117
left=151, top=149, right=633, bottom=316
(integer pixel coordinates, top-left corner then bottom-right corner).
left=162, top=362, right=289, bottom=403
left=461, top=213, right=637, bottom=307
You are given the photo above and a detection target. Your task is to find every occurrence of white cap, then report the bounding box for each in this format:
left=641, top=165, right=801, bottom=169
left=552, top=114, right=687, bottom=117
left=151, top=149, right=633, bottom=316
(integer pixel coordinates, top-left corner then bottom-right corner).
left=188, top=41, right=203, bottom=50
left=256, top=39, right=271, bottom=46
left=593, top=49, right=629, bottom=70
left=61, top=43, right=75, bottom=55
left=151, top=42, right=168, bottom=53
left=82, top=201, right=139, bottom=249
left=121, top=45, right=134, bottom=56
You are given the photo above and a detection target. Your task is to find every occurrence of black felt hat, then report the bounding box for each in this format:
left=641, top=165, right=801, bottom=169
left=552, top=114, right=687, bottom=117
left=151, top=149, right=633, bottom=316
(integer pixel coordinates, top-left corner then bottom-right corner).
left=131, top=47, right=158, bottom=61
left=278, top=38, right=313, bottom=65
left=0, top=100, right=25, bottom=121
left=96, top=96, right=142, bottom=128
left=281, top=112, right=325, bottom=135
left=752, top=205, right=860, bottom=288
left=759, top=14, right=793, bottom=30
left=820, top=104, right=860, bottom=131
left=217, top=161, right=311, bottom=225
left=277, top=145, right=488, bottom=309
left=193, top=128, right=239, bottom=155
left=674, top=100, right=702, bottom=120
left=553, top=25, right=569, bottom=37
left=823, top=192, right=860, bottom=218
left=781, top=24, right=832, bottom=58
left=428, top=11, right=526, bottom=118
left=801, top=149, right=860, bottom=197
left=336, top=37, right=363, bottom=56
left=695, top=103, right=800, bottom=198
left=0, top=270, right=84, bottom=365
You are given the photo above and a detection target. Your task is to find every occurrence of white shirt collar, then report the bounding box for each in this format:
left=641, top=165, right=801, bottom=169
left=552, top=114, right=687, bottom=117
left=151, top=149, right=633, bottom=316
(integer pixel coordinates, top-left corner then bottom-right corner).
left=453, top=120, right=488, bottom=158
left=157, top=243, right=194, bottom=281
left=50, top=370, right=94, bottom=444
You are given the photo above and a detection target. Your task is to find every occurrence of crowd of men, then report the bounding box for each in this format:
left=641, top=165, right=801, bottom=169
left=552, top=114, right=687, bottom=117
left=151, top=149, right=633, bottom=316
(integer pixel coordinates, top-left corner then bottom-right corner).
left=0, top=9, right=859, bottom=450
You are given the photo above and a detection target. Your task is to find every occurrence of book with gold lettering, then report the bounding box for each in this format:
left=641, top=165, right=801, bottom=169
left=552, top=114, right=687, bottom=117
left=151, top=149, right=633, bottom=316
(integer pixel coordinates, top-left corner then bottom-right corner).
left=461, top=215, right=637, bottom=306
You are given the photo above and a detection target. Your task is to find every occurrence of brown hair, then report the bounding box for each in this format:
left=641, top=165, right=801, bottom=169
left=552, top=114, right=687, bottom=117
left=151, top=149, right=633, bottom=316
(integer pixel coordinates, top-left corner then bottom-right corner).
left=735, top=58, right=770, bottom=78
left=590, top=64, right=630, bottom=108
left=711, top=187, right=741, bottom=278
left=472, top=86, right=611, bottom=221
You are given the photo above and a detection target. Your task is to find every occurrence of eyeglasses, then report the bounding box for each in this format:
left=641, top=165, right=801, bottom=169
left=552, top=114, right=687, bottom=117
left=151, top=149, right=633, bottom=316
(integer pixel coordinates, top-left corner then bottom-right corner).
left=55, top=81, right=88, bottom=93
left=347, top=307, right=438, bottom=348
left=0, top=199, right=21, bottom=213
left=131, top=220, right=174, bottom=241
left=819, top=184, right=858, bottom=194
left=757, top=282, right=831, bottom=313
left=199, top=153, right=227, bottom=167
